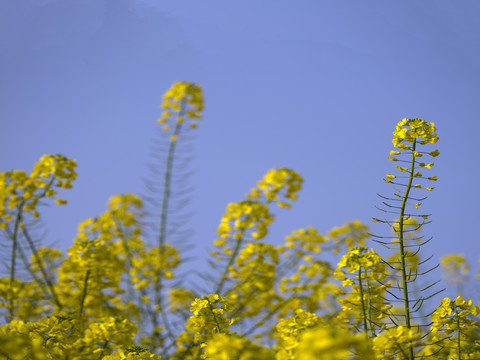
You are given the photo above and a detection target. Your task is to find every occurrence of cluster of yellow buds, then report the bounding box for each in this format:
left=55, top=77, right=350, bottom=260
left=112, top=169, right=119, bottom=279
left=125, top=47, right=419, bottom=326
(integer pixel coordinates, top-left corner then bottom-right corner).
left=185, top=294, right=237, bottom=344
left=279, top=227, right=326, bottom=256
left=157, top=82, right=203, bottom=142
left=392, top=118, right=439, bottom=149
left=385, top=118, right=440, bottom=194
left=247, top=168, right=303, bottom=208
left=275, top=309, right=320, bottom=359
left=335, top=247, right=386, bottom=283
left=0, top=154, right=77, bottom=229
left=215, top=200, right=273, bottom=244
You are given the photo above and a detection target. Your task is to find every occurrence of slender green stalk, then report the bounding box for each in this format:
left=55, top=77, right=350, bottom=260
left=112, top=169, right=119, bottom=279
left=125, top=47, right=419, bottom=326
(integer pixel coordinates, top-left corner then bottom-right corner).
left=357, top=266, right=370, bottom=339
left=397, top=139, right=417, bottom=360
left=364, top=274, right=375, bottom=338
left=215, top=229, right=245, bottom=294
left=156, top=101, right=187, bottom=346
left=455, top=307, right=462, bottom=360
left=79, top=269, right=90, bottom=314
left=158, top=106, right=185, bottom=249
left=206, top=299, right=223, bottom=334
left=8, top=202, right=25, bottom=320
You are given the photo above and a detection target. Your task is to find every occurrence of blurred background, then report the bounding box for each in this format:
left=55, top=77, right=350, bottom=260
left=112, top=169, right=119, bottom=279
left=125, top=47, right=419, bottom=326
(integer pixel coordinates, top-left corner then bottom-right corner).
left=1, top=0, right=479, bottom=299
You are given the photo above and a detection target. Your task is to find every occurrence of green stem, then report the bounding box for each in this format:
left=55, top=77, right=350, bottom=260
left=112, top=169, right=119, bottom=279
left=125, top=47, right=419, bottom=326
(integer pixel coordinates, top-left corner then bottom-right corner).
left=8, top=202, right=25, bottom=320
left=398, top=139, right=417, bottom=360
left=358, top=266, right=369, bottom=339
left=215, top=230, right=245, bottom=295
left=364, top=273, right=376, bottom=338
left=455, top=307, right=462, bottom=360
left=206, top=299, right=222, bottom=334
left=79, top=269, right=90, bottom=314
left=156, top=100, right=187, bottom=346
left=158, top=108, right=184, bottom=249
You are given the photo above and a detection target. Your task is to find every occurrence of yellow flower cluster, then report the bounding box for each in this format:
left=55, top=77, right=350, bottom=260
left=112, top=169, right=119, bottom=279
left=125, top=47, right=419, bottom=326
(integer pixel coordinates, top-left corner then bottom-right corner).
left=440, top=253, right=470, bottom=285
left=296, top=327, right=370, bottom=360
left=178, top=294, right=236, bottom=353
left=280, top=227, right=326, bottom=256
left=276, top=310, right=370, bottom=360
left=213, top=168, right=303, bottom=265
left=215, top=200, right=273, bottom=243
left=247, top=168, right=303, bottom=208
left=327, top=220, right=369, bottom=253
left=131, top=243, right=180, bottom=289
left=275, top=309, right=320, bottom=360
left=227, top=242, right=279, bottom=317
left=335, top=247, right=386, bottom=282
left=275, top=222, right=371, bottom=317
left=212, top=168, right=304, bottom=278
left=386, top=119, right=440, bottom=196
left=205, top=333, right=274, bottom=359
left=428, top=296, right=480, bottom=359
left=157, top=82, right=203, bottom=140
left=431, top=296, right=479, bottom=337
left=278, top=227, right=334, bottom=308
left=372, top=325, right=424, bottom=360
left=56, top=194, right=144, bottom=317
left=0, top=154, right=77, bottom=228
left=0, top=313, right=143, bottom=359
left=0, top=277, right=48, bottom=321
left=392, top=118, right=439, bottom=149
left=334, top=248, right=390, bottom=331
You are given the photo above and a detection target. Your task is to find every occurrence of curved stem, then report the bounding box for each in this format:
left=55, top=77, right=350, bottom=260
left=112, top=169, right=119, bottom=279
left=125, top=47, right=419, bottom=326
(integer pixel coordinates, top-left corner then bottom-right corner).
left=398, top=139, right=417, bottom=360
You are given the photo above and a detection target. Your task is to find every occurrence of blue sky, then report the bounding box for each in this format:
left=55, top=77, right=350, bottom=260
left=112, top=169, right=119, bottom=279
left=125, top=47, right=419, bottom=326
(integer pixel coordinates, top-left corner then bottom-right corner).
left=1, top=0, right=479, bottom=298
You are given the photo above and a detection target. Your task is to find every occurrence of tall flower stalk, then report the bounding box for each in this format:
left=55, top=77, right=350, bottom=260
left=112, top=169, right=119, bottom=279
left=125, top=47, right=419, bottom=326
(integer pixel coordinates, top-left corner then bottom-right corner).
left=373, top=118, right=441, bottom=359
left=144, top=82, right=203, bottom=350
